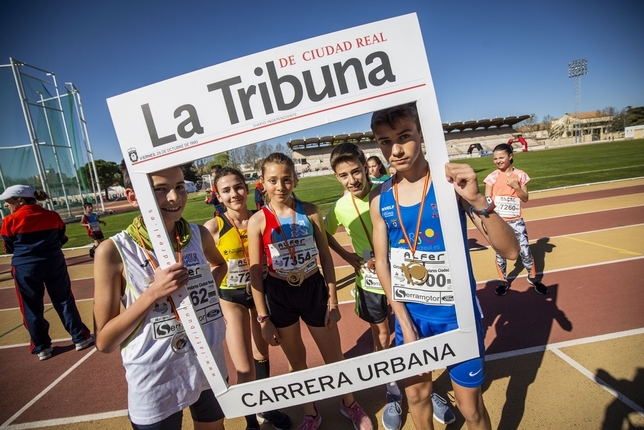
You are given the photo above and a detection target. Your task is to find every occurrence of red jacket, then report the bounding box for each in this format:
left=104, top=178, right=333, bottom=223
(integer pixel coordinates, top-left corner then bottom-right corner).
left=1, top=204, right=68, bottom=265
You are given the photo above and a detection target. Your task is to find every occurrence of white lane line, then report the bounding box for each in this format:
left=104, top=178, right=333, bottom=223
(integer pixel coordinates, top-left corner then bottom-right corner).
left=549, top=347, right=644, bottom=416
left=486, top=328, right=644, bottom=417
left=4, top=410, right=128, bottom=429
left=0, top=348, right=98, bottom=428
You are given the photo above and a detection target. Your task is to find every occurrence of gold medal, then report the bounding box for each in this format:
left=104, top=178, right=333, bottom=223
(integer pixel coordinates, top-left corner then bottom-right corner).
left=366, top=258, right=377, bottom=274
left=401, top=260, right=429, bottom=285
left=287, top=268, right=304, bottom=287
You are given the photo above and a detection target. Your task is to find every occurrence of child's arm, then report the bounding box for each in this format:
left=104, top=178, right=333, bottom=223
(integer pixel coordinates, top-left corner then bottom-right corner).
left=199, top=225, right=227, bottom=286
left=445, top=163, right=519, bottom=260
left=326, top=232, right=362, bottom=271
left=306, top=202, right=340, bottom=328
left=79, top=215, right=88, bottom=227
left=93, top=239, right=189, bottom=353
left=248, top=212, right=280, bottom=345
left=369, top=190, right=418, bottom=344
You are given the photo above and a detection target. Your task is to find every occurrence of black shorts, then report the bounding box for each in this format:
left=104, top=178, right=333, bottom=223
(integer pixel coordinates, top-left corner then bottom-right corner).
left=90, top=232, right=104, bottom=240
left=265, top=271, right=328, bottom=328
left=219, top=287, right=255, bottom=308
left=355, top=287, right=389, bottom=324
left=130, top=389, right=224, bottom=429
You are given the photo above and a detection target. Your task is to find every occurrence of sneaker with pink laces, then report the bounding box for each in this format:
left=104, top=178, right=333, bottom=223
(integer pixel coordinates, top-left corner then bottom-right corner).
left=298, top=404, right=321, bottom=430
left=340, top=400, right=373, bottom=430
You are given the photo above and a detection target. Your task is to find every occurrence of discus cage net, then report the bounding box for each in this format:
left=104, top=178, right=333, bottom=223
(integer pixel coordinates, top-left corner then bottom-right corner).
left=0, top=58, right=103, bottom=221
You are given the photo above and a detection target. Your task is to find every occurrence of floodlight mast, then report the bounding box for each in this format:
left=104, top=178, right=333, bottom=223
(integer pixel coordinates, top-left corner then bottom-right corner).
left=568, top=59, right=588, bottom=143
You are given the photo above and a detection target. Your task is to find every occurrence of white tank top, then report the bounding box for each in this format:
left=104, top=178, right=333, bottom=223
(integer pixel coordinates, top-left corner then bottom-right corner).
left=111, top=224, right=227, bottom=425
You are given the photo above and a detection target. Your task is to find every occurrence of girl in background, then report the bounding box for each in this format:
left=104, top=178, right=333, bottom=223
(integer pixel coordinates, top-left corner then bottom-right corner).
left=366, top=155, right=390, bottom=185
left=484, top=143, right=547, bottom=296
left=247, top=153, right=373, bottom=430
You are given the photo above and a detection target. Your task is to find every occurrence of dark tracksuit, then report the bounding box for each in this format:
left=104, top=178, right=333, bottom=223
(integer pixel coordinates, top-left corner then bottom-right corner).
left=1, top=204, right=91, bottom=354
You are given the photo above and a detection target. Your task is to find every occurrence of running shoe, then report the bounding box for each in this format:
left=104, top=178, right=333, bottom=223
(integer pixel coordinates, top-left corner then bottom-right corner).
left=38, top=347, right=53, bottom=361
left=382, top=391, right=402, bottom=430
left=431, top=393, right=455, bottom=425
left=257, top=409, right=293, bottom=430
left=528, top=277, right=548, bottom=295
left=297, top=404, right=321, bottom=430
left=75, top=334, right=95, bottom=351
left=340, top=400, right=373, bottom=430
left=495, top=281, right=509, bottom=296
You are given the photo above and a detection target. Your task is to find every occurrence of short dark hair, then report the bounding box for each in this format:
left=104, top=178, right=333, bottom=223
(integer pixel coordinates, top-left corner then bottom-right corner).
left=370, top=102, right=420, bottom=133
left=330, top=143, right=366, bottom=171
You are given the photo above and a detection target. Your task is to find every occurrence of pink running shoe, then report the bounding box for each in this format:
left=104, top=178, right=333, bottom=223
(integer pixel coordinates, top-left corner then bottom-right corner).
left=340, top=400, right=373, bottom=430
left=298, top=404, right=321, bottom=430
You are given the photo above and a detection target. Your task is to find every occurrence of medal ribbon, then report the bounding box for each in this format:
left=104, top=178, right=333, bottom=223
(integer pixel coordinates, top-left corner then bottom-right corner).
left=134, top=224, right=182, bottom=321
left=225, top=212, right=251, bottom=279
left=268, top=198, right=299, bottom=267
left=393, top=170, right=430, bottom=256
left=350, top=194, right=375, bottom=251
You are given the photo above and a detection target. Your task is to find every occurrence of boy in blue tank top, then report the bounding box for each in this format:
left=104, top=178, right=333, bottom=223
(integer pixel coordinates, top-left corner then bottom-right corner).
left=324, top=143, right=455, bottom=429
left=369, top=103, right=519, bottom=430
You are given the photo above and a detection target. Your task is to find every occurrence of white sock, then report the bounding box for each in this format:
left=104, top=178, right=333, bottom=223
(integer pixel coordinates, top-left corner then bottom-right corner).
left=386, top=381, right=401, bottom=396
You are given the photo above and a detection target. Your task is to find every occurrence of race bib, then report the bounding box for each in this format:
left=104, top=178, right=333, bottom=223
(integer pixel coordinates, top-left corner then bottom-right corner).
left=390, top=248, right=454, bottom=306
left=268, top=236, right=319, bottom=277
left=361, top=249, right=381, bottom=290
left=150, top=263, right=223, bottom=340
left=494, top=196, right=521, bottom=219
left=226, top=257, right=268, bottom=287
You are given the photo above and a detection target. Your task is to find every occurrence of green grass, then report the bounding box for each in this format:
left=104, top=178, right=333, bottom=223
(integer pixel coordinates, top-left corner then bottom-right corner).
left=2, top=139, right=643, bottom=254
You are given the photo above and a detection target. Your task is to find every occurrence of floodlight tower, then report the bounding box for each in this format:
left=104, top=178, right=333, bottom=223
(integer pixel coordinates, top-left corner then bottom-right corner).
left=568, top=59, right=588, bottom=143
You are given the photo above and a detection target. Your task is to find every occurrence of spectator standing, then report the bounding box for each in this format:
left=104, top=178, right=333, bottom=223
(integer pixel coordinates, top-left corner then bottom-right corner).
left=1, top=185, right=94, bottom=361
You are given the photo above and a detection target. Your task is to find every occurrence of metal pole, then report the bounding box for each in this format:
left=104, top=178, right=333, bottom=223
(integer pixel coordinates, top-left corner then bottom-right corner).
left=66, top=82, right=105, bottom=212
left=38, top=92, right=72, bottom=217
left=51, top=73, right=84, bottom=211
left=10, top=58, right=51, bottom=207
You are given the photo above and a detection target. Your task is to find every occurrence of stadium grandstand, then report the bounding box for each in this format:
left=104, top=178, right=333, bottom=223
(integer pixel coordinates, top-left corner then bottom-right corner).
left=287, top=111, right=621, bottom=174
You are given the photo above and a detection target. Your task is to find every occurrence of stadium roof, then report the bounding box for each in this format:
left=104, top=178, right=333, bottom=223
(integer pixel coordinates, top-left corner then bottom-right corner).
left=287, top=114, right=532, bottom=149
left=442, top=115, right=532, bottom=133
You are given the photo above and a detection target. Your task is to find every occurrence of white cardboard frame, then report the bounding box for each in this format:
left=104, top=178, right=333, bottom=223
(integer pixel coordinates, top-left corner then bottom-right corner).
left=107, top=13, right=479, bottom=417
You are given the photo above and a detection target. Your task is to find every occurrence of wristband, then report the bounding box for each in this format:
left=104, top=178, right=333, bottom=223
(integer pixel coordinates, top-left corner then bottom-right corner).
left=468, top=196, right=495, bottom=217
left=257, top=314, right=270, bottom=323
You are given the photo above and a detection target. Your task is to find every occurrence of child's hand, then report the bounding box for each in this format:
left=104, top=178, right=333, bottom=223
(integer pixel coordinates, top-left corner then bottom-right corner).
left=506, top=176, right=519, bottom=190
left=101, top=221, right=107, bottom=226
left=325, top=306, right=341, bottom=328
left=445, top=162, right=480, bottom=202
left=401, top=324, right=419, bottom=345
left=344, top=252, right=363, bottom=271
left=261, top=319, right=281, bottom=346
left=149, top=262, right=189, bottom=300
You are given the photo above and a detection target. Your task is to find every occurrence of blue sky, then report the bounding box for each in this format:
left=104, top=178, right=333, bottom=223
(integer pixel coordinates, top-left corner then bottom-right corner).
left=1, top=0, right=642, bottom=163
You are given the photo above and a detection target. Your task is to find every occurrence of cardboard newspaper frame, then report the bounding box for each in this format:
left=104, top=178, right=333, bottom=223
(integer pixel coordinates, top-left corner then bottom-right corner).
left=107, top=13, right=480, bottom=417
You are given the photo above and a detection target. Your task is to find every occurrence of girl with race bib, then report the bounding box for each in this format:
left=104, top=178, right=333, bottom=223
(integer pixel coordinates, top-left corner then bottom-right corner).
left=247, top=153, right=373, bottom=430
left=203, top=167, right=291, bottom=430
left=484, top=143, right=547, bottom=296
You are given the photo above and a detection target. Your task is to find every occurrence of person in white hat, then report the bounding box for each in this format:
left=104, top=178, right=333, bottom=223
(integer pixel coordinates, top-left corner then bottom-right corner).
left=1, top=184, right=94, bottom=361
